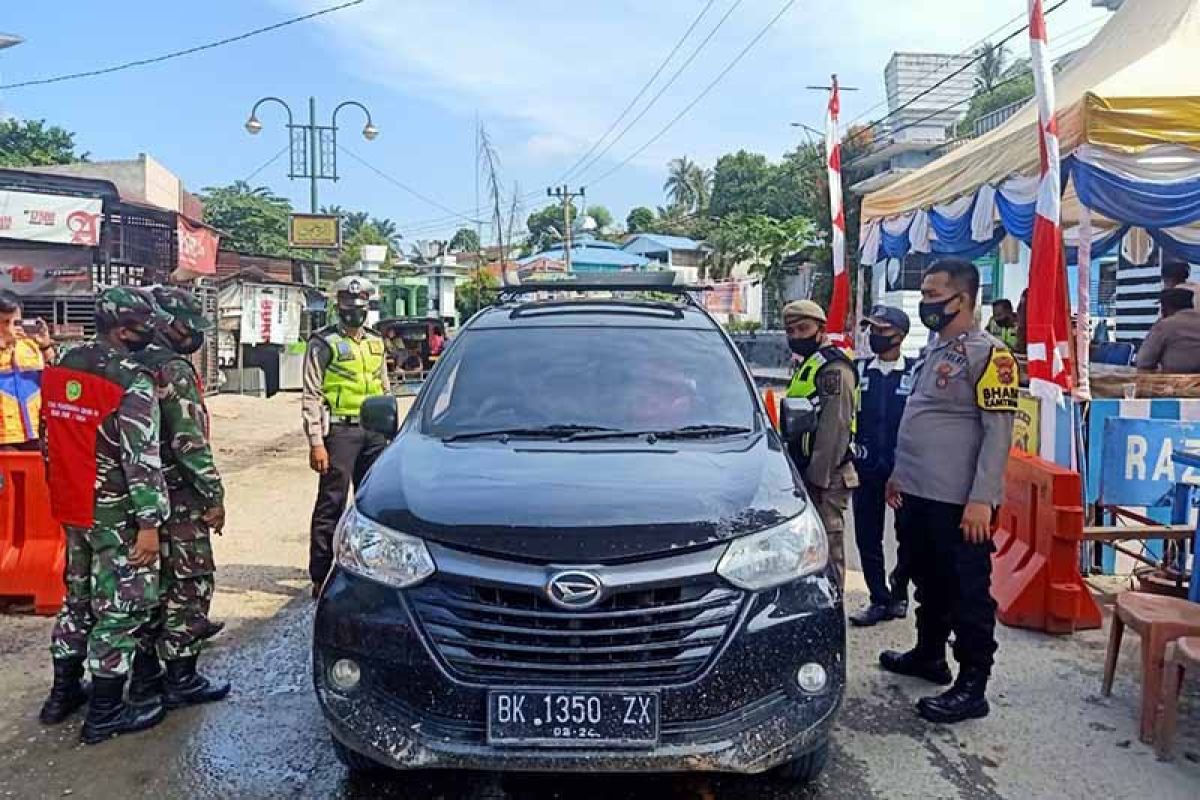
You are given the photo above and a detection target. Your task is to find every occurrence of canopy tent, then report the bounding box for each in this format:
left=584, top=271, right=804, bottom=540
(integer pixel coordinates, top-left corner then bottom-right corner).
left=860, top=0, right=1200, bottom=266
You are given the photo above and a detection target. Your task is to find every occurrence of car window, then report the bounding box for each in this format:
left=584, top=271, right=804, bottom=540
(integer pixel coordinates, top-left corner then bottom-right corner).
left=423, top=326, right=756, bottom=436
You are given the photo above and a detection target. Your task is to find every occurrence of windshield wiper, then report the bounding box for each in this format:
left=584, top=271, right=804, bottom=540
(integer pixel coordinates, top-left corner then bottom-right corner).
left=567, top=424, right=753, bottom=441
left=442, top=424, right=618, bottom=442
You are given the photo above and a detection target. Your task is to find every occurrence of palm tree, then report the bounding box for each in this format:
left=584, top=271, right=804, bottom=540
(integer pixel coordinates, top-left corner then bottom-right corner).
left=974, top=42, right=1008, bottom=94
left=690, top=165, right=713, bottom=215
left=370, top=216, right=403, bottom=251
left=664, top=156, right=698, bottom=211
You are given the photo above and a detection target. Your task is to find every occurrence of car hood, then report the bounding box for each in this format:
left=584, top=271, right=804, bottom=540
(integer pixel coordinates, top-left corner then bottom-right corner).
left=354, top=431, right=805, bottom=563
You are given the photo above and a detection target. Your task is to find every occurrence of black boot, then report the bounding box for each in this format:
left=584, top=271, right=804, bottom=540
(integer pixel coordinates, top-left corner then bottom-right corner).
left=887, top=573, right=909, bottom=619
left=879, top=647, right=953, bottom=685
left=80, top=675, right=165, bottom=745
left=164, top=655, right=231, bottom=709
left=850, top=603, right=894, bottom=627
left=127, top=648, right=165, bottom=707
left=917, top=667, right=990, bottom=724
left=39, top=658, right=89, bottom=725
left=197, top=619, right=226, bottom=642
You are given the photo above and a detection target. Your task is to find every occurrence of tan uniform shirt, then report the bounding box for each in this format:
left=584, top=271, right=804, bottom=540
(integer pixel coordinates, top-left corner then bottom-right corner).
left=891, top=328, right=1017, bottom=507
left=804, top=357, right=859, bottom=492
left=300, top=327, right=391, bottom=448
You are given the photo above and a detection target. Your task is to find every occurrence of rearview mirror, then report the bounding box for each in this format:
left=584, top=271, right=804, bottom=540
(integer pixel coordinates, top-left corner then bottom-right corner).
left=780, top=397, right=818, bottom=445
left=360, top=396, right=400, bottom=438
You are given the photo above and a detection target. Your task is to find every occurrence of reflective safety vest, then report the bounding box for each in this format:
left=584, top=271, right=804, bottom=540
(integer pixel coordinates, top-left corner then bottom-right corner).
left=319, top=329, right=386, bottom=418
left=786, top=345, right=858, bottom=463
left=0, top=337, right=45, bottom=445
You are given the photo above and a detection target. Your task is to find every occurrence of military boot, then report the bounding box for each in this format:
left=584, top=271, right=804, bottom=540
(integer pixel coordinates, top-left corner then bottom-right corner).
left=38, top=657, right=89, bottom=725
left=80, top=675, right=165, bottom=745
left=917, top=666, right=990, bottom=724
left=127, top=648, right=165, bottom=707
left=163, top=655, right=231, bottom=709
left=879, top=646, right=953, bottom=685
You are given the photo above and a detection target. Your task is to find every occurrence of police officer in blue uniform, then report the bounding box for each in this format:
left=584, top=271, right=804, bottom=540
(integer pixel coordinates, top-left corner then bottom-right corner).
left=849, top=305, right=914, bottom=627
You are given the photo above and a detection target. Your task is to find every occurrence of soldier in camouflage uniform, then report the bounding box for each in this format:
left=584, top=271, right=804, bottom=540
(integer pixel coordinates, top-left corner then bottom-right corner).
left=38, top=287, right=172, bottom=744
left=127, top=286, right=230, bottom=709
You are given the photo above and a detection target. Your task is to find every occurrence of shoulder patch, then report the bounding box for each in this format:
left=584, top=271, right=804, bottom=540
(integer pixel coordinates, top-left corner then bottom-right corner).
left=975, top=348, right=1019, bottom=412
left=817, top=368, right=842, bottom=396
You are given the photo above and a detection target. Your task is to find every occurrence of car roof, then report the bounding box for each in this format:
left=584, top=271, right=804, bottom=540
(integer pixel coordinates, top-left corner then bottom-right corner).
left=467, top=297, right=721, bottom=331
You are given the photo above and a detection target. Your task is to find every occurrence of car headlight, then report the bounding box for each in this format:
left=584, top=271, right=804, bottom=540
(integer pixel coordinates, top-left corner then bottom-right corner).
left=716, top=505, right=828, bottom=590
left=334, top=507, right=436, bottom=588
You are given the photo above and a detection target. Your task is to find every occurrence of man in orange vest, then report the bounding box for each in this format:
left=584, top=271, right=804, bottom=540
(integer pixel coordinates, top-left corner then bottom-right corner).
left=0, top=291, right=55, bottom=451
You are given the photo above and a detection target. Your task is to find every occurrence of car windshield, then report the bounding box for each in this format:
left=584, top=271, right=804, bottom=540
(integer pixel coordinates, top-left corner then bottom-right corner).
left=423, top=325, right=757, bottom=438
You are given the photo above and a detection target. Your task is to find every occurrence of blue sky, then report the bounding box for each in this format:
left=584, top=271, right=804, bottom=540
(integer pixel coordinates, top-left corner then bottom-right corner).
left=0, top=0, right=1111, bottom=244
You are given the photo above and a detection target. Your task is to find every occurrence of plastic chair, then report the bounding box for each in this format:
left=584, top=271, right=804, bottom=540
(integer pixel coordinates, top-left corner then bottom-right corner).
left=1091, top=342, right=1135, bottom=366
left=1101, top=592, right=1200, bottom=743
left=1156, top=636, right=1199, bottom=760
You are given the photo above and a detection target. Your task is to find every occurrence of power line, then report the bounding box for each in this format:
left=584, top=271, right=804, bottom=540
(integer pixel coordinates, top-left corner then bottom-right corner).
left=586, top=0, right=798, bottom=189
left=0, top=0, right=365, bottom=90
left=338, top=144, right=482, bottom=227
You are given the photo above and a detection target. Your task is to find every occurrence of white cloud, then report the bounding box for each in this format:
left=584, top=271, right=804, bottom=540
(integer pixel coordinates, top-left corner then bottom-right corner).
left=283, top=0, right=1114, bottom=181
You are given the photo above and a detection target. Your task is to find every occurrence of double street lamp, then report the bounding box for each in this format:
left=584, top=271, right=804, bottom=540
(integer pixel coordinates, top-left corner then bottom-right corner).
left=244, top=96, right=378, bottom=213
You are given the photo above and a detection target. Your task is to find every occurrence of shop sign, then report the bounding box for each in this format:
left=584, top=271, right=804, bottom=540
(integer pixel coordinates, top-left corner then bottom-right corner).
left=0, top=189, right=102, bottom=246
left=1100, top=417, right=1200, bottom=506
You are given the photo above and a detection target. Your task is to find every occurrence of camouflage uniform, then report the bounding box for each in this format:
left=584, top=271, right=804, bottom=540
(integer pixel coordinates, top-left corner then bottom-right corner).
left=44, top=289, right=171, bottom=679
left=136, top=288, right=224, bottom=661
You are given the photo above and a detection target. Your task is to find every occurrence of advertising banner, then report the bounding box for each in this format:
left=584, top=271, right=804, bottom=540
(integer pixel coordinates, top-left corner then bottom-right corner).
left=0, top=189, right=102, bottom=247
left=176, top=217, right=219, bottom=276
left=239, top=284, right=301, bottom=346
left=0, top=245, right=94, bottom=297
left=1099, top=417, right=1200, bottom=507
left=1012, top=393, right=1041, bottom=455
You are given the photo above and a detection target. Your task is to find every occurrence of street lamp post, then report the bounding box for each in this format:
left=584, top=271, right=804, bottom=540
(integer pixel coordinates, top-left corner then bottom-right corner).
left=244, top=96, right=378, bottom=213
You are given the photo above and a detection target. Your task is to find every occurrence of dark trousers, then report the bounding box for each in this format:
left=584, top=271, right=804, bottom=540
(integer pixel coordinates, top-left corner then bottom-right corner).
left=852, top=472, right=909, bottom=606
left=309, top=423, right=388, bottom=586
left=895, top=494, right=998, bottom=674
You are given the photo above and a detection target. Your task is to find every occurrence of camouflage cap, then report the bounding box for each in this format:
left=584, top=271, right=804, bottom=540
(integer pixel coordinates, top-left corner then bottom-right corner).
left=95, top=286, right=171, bottom=331
left=151, top=285, right=213, bottom=332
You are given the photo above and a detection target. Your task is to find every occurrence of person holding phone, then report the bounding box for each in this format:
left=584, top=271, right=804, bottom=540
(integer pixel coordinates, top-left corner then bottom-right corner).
left=0, top=290, right=55, bottom=451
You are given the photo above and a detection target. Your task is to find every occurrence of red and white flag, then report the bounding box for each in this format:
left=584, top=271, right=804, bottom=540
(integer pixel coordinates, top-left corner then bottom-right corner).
left=825, top=76, right=850, bottom=343
left=1025, top=0, right=1073, bottom=402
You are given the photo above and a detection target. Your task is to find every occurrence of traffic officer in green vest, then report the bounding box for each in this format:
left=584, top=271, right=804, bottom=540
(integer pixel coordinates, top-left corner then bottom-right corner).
left=302, top=276, right=391, bottom=596
left=783, top=299, right=858, bottom=585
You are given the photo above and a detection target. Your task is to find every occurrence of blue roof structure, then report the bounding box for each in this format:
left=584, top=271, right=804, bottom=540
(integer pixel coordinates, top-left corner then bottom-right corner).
left=519, top=235, right=653, bottom=272
left=622, top=233, right=709, bottom=255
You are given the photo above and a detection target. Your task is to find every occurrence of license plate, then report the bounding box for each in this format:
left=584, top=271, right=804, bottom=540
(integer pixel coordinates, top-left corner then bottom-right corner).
left=487, top=690, right=659, bottom=747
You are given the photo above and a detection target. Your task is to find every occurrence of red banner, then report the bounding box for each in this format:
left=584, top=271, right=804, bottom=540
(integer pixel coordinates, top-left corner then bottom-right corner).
left=176, top=217, right=219, bottom=276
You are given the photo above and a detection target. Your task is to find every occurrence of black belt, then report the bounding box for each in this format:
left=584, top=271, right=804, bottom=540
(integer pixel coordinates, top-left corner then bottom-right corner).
left=329, top=416, right=359, bottom=426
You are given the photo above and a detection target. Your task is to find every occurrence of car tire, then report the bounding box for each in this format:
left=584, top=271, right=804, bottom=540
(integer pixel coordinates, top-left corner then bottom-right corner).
left=331, top=736, right=387, bottom=774
left=772, top=739, right=830, bottom=785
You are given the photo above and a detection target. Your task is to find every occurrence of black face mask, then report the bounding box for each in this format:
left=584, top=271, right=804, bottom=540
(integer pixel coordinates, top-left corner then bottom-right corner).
left=918, top=295, right=962, bottom=333
left=173, top=330, right=205, bottom=355
left=868, top=333, right=900, bottom=355
left=124, top=328, right=153, bottom=353
left=788, top=336, right=821, bottom=359
left=338, top=308, right=368, bottom=329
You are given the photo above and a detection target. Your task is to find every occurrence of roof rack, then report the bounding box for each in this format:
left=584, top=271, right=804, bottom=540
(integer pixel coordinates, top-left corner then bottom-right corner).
left=495, top=272, right=711, bottom=303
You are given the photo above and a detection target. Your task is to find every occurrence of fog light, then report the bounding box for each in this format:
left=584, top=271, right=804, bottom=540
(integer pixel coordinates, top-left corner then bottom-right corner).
left=796, top=662, right=827, bottom=694
left=329, top=659, right=361, bottom=692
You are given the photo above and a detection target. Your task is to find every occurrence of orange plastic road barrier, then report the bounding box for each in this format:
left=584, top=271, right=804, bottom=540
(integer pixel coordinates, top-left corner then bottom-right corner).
left=0, top=451, right=65, bottom=615
left=764, top=388, right=780, bottom=431
left=992, top=450, right=1102, bottom=634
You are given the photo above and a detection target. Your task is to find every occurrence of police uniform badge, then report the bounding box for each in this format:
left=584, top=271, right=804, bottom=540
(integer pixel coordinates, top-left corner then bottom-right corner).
left=975, top=349, right=1020, bottom=412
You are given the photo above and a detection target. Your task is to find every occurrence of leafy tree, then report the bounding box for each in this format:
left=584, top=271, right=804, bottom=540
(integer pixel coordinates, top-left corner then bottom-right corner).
left=626, top=206, right=655, bottom=233
left=456, top=269, right=499, bottom=319
left=449, top=227, right=481, bottom=252
left=956, top=70, right=1034, bottom=137
left=201, top=181, right=293, bottom=256
left=585, top=205, right=614, bottom=232
left=710, top=151, right=774, bottom=218
left=974, top=42, right=1008, bottom=94
left=338, top=223, right=394, bottom=272
left=526, top=202, right=575, bottom=253
left=0, top=119, right=87, bottom=167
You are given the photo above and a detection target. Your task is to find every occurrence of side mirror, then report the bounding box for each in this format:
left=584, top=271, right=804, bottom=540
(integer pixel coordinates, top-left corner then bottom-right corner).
left=780, top=397, right=818, bottom=445
left=360, top=396, right=400, bottom=438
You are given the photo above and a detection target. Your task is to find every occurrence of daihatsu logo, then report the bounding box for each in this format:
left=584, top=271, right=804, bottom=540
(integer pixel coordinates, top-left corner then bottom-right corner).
left=546, top=571, right=603, bottom=609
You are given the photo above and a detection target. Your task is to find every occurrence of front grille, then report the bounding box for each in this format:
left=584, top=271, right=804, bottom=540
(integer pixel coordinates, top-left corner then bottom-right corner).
left=408, top=575, right=745, bottom=686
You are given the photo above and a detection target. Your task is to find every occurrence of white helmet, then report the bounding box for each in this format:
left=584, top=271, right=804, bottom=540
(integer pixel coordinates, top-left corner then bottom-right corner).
left=330, top=276, right=377, bottom=307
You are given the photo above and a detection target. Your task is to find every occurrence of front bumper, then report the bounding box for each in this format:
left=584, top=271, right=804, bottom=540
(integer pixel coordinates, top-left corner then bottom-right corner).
left=313, top=562, right=844, bottom=774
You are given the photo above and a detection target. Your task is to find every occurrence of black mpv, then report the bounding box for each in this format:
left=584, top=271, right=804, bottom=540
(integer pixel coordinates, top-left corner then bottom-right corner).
left=313, top=280, right=845, bottom=785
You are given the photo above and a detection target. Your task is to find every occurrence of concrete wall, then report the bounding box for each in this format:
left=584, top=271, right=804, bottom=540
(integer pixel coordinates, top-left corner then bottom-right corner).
left=25, top=154, right=183, bottom=212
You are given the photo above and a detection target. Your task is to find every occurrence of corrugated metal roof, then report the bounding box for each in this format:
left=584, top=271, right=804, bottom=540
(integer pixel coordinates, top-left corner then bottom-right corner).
left=519, top=237, right=651, bottom=268
left=622, top=233, right=707, bottom=253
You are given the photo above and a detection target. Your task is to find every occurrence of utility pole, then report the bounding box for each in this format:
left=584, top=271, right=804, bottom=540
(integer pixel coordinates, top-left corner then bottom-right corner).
left=547, top=184, right=585, bottom=271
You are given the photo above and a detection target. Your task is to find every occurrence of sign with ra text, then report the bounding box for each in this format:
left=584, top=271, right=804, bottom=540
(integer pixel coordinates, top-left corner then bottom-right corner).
left=0, top=245, right=94, bottom=297
left=288, top=213, right=341, bottom=249
left=176, top=217, right=219, bottom=276
left=1100, top=417, right=1200, bottom=507
left=0, top=189, right=102, bottom=247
